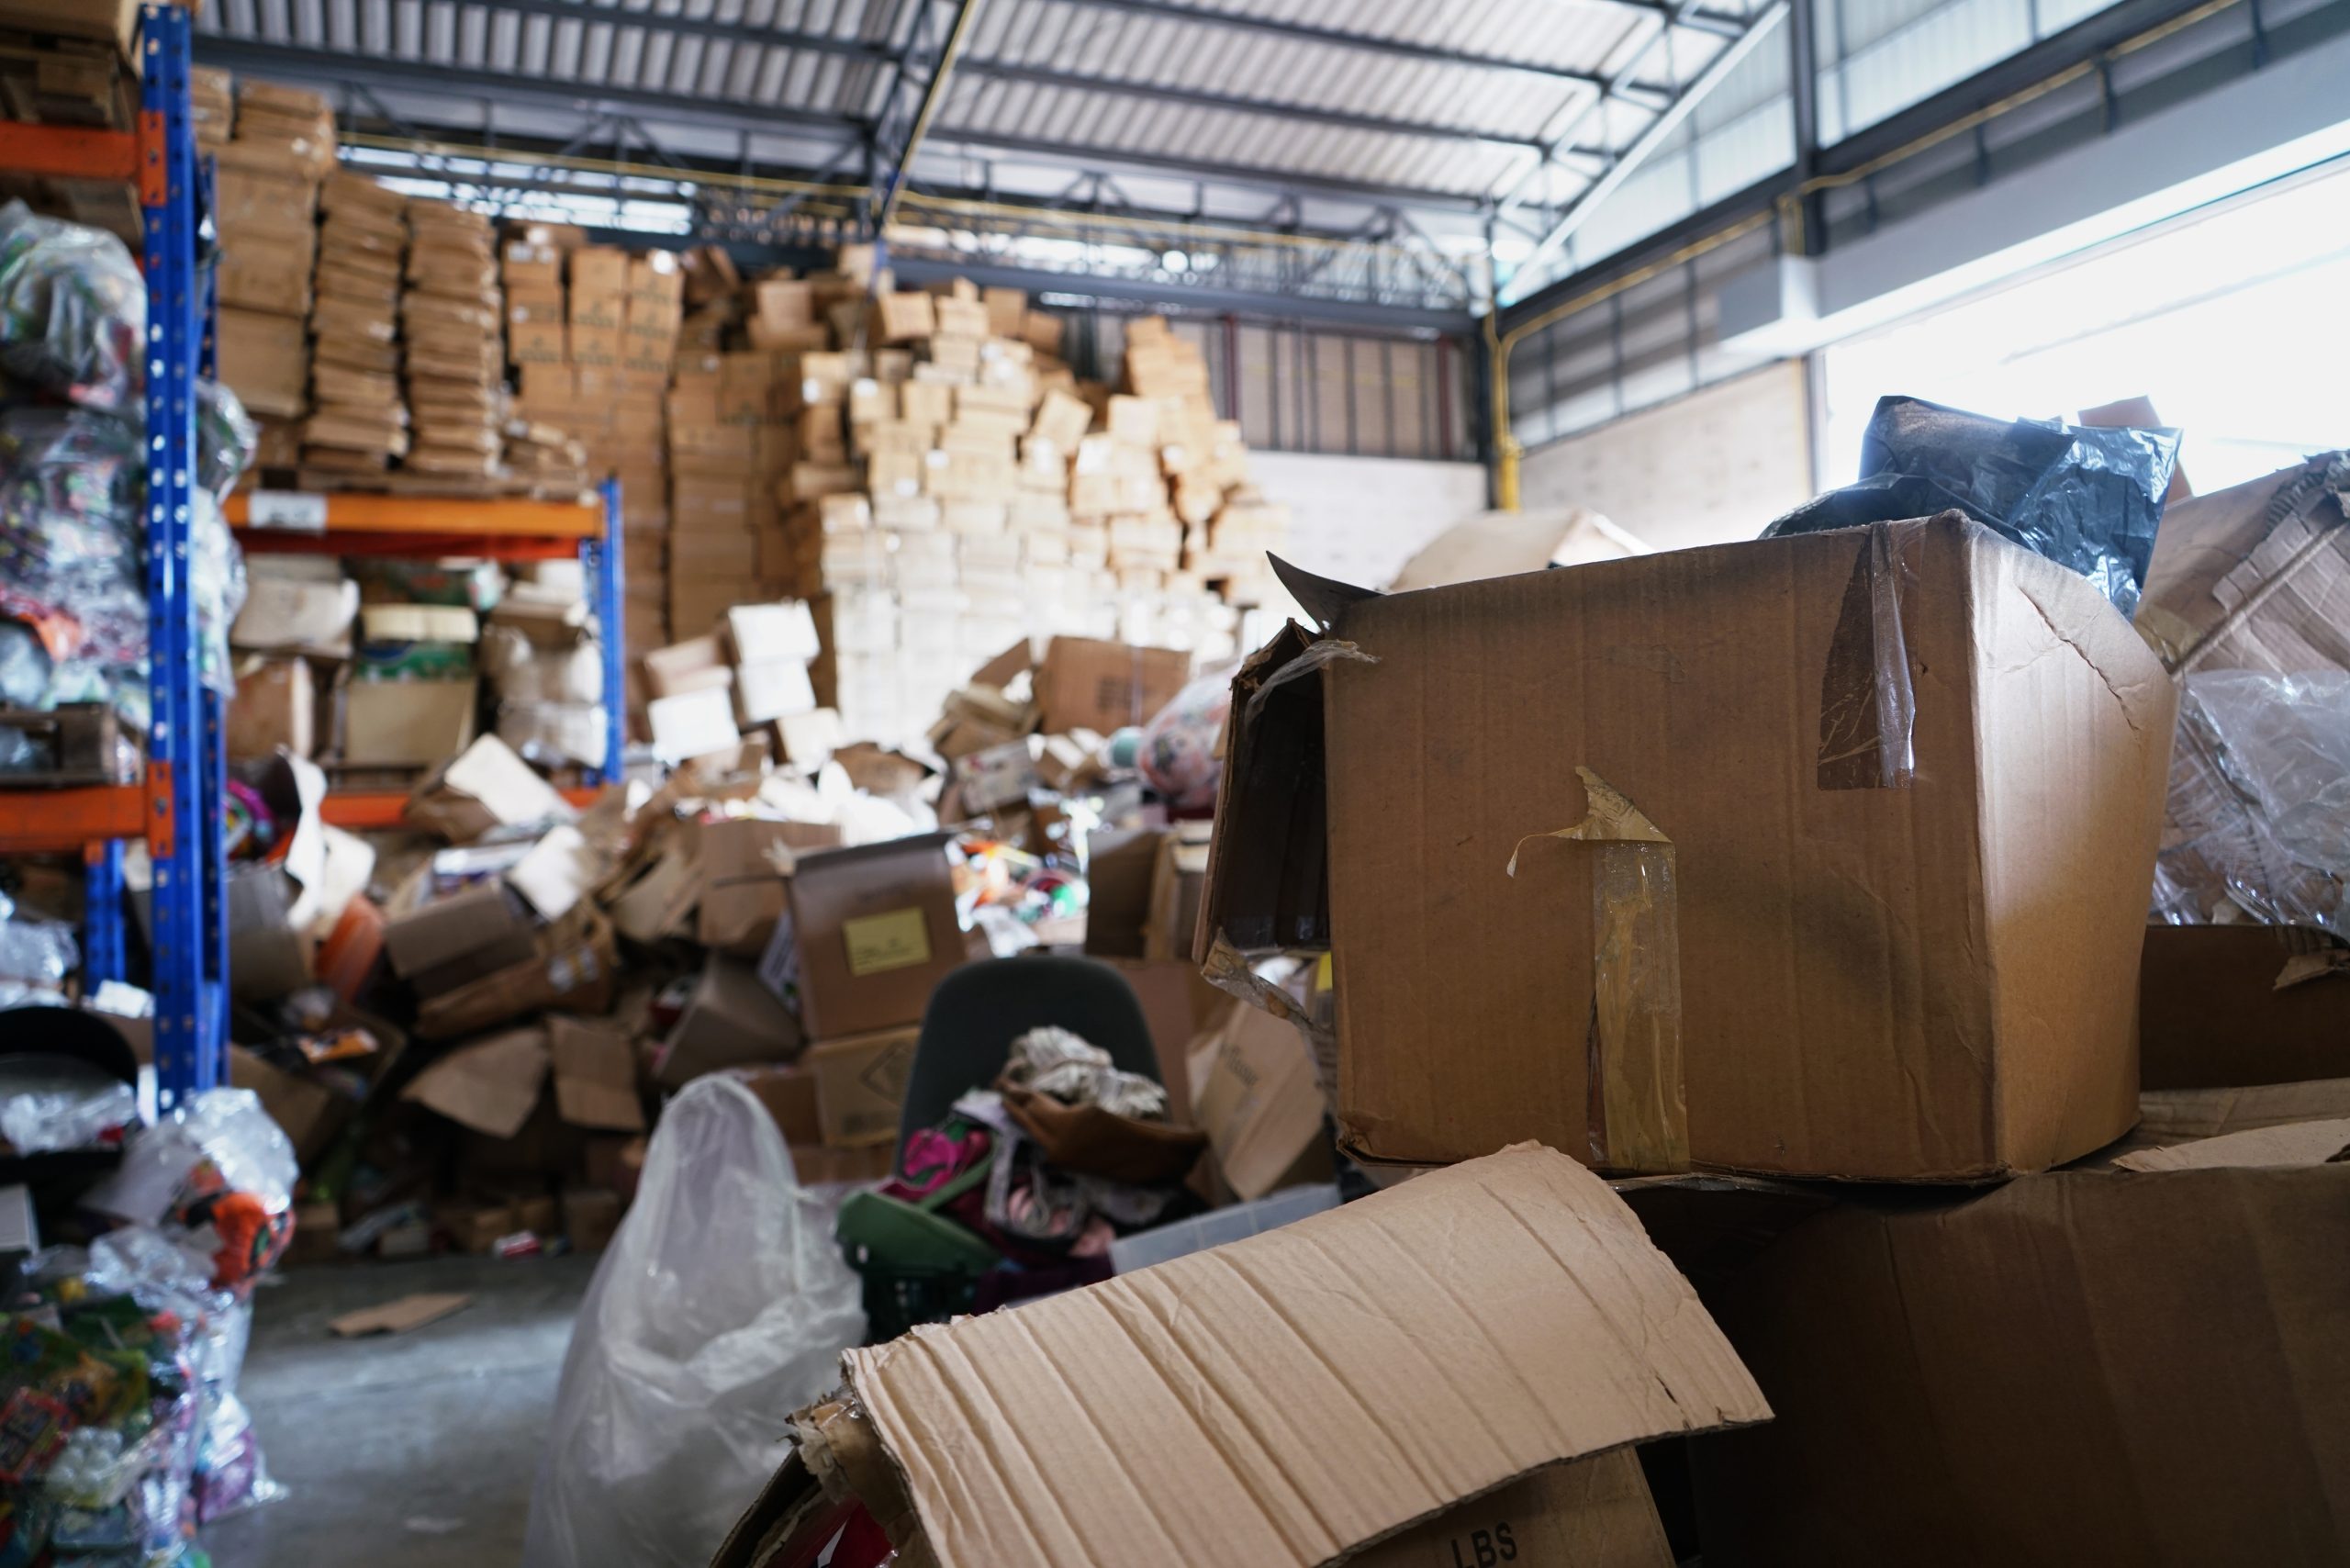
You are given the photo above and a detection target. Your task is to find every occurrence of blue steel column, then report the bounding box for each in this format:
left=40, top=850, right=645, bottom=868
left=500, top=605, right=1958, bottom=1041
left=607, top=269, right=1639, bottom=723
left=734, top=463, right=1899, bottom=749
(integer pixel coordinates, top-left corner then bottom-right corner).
left=584, top=477, right=624, bottom=785
left=140, top=4, right=214, bottom=1108
left=82, top=842, right=124, bottom=987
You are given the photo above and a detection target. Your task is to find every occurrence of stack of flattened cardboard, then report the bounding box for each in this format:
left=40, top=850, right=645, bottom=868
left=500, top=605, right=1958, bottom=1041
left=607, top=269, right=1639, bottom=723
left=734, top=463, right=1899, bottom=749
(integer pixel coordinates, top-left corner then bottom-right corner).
left=719, top=1145, right=1771, bottom=1568
left=210, top=73, right=327, bottom=428
left=306, top=172, right=409, bottom=476
left=400, top=198, right=504, bottom=486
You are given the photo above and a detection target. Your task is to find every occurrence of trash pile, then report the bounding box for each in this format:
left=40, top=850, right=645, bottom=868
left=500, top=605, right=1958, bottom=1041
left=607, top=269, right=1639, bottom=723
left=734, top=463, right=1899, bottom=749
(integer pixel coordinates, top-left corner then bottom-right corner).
left=0, top=201, right=251, bottom=731
left=0, top=1087, right=297, bottom=1565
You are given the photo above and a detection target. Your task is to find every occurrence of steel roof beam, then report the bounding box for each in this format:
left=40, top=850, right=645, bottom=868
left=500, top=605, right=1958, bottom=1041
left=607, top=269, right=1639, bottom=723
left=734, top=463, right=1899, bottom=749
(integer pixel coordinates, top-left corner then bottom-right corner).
left=1045, top=0, right=1619, bottom=87
left=958, top=59, right=1550, bottom=148
left=888, top=253, right=1476, bottom=331
left=925, top=127, right=1494, bottom=211
left=1497, top=0, right=1788, bottom=301
left=439, top=0, right=896, bottom=62
left=194, top=38, right=867, bottom=139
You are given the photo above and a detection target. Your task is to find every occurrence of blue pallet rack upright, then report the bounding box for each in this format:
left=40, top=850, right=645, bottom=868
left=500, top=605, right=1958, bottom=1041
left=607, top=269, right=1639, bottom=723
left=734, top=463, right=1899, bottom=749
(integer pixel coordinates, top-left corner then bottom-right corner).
left=0, top=5, right=225, bottom=1108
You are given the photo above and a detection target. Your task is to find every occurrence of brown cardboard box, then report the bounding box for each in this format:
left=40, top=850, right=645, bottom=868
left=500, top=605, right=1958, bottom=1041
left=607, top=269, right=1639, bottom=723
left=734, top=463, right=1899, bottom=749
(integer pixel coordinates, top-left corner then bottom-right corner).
left=1354, top=1453, right=1673, bottom=1568
left=806, top=1025, right=918, bottom=1148
left=383, top=881, right=539, bottom=995
left=1036, top=635, right=1191, bottom=735
left=713, top=1146, right=1764, bottom=1568
left=876, top=290, right=934, bottom=342
left=2138, top=924, right=2350, bottom=1089
left=416, top=908, right=619, bottom=1041
left=736, top=1062, right=822, bottom=1147
left=695, top=816, right=844, bottom=956
left=342, top=678, right=478, bottom=767
left=787, top=833, right=965, bottom=1040
left=1204, top=518, right=2175, bottom=1180
left=656, top=957, right=804, bottom=1089
left=548, top=1015, right=644, bottom=1132
left=232, top=576, right=359, bottom=655
left=227, top=655, right=314, bottom=759
left=1668, top=1080, right=2350, bottom=1567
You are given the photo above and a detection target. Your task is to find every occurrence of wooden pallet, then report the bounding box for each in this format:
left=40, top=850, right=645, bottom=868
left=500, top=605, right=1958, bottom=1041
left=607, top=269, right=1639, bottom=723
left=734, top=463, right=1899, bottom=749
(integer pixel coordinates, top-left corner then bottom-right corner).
left=0, top=702, right=134, bottom=787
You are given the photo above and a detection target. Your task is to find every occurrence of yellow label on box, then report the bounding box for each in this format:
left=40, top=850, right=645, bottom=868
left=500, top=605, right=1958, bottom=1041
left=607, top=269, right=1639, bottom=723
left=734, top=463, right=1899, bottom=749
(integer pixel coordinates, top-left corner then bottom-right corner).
left=843, top=907, right=932, bottom=977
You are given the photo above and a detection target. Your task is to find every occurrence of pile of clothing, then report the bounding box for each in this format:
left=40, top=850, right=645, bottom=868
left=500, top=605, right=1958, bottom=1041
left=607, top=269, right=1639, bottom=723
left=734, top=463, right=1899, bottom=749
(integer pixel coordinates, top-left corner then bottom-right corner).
left=836, top=1028, right=1205, bottom=1337
left=0, top=201, right=251, bottom=729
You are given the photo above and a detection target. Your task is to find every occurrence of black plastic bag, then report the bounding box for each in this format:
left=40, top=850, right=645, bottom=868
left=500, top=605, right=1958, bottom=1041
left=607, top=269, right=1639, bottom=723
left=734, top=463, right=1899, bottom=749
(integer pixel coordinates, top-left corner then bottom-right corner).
left=1764, top=395, right=2180, bottom=615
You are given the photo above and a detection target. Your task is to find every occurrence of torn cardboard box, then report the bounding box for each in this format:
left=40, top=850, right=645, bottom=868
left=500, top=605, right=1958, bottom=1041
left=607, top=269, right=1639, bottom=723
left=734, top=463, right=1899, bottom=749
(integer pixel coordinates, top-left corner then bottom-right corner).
left=405, top=734, right=577, bottom=843
left=1203, top=521, right=2175, bottom=1180
left=716, top=1144, right=1765, bottom=1568
left=549, top=1015, right=645, bottom=1132
left=400, top=1025, right=551, bottom=1140
left=657, top=957, right=805, bottom=1089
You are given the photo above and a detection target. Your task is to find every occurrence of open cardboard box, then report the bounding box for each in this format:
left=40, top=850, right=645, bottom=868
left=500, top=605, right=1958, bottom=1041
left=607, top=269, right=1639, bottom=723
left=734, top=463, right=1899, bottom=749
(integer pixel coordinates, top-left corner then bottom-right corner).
left=1201, top=523, right=2174, bottom=1182
left=714, top=1145, right=1767, bottom=1568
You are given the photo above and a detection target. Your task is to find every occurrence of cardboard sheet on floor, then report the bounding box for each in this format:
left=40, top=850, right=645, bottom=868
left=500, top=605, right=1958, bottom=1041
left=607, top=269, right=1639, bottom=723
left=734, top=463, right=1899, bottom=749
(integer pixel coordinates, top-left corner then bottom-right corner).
left=784, top=1144, right=1767, bottom=1568
left=328, top=1294, right=473, bottom=1338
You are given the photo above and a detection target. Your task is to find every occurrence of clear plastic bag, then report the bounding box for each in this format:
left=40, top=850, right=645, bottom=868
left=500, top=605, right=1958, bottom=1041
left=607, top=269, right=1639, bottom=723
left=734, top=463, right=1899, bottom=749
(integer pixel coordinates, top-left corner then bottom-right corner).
left=0, top=1052, right=136, bottom=1151
left=0, top=887, right=78, bottom=987
left=1765, top=395, right=2180, bottom=616
left=522, top=1077, right=865, bottom=1568
left=2156, top=669, right=2350, bottom=932
left=0, top=199, right=143, bottom=411
left=86, top=1087, right=298, bottom=1232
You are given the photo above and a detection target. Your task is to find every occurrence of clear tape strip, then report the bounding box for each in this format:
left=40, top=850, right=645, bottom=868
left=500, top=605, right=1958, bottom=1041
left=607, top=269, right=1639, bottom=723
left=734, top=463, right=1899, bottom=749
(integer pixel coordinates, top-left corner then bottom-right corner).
left=1508, top=767, right=1690, bottom=1172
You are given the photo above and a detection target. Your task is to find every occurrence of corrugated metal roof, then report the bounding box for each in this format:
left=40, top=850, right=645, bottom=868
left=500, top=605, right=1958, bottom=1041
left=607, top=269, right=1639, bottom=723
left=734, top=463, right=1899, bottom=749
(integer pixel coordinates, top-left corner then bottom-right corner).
left=203, top=0, right=2185, bottom=309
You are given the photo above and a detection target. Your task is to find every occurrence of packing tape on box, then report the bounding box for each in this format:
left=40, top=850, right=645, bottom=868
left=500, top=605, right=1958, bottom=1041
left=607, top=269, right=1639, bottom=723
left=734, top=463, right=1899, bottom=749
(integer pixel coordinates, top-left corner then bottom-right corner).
left=1818, top=523, right=1918, bottom=790
left=1508, top=767, right=1689, bottom=1173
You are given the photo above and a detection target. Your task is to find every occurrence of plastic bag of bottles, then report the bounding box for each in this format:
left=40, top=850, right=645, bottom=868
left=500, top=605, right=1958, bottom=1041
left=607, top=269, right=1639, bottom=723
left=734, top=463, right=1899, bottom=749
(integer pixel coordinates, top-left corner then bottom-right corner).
left=0, top=200, right=143, bottom=412
left=1, top=1247, right=205, bottom=1565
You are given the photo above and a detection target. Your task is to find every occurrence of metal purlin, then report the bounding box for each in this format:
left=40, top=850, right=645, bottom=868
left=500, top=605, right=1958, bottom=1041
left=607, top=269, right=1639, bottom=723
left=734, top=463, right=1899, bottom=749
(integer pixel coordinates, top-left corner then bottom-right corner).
left=138, top=3, right=222, bottom=1109
left=582, top=478, right=625, bottom=785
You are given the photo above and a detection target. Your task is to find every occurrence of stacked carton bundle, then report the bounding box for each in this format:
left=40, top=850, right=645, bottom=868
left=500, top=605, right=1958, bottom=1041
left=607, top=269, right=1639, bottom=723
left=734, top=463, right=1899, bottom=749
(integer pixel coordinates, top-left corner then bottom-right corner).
left=636, top=599, right=822, bottom=767
left=209, top=73, right=330, bottom=427
left=500, top=419, right=589, bottom=498
left=399, top=198, right=504, bottom=486
left=504, top=235, right=679, bottom=661
left=720, top=272, right=1258, bottom=746
left=1121, top=317, right=1288, bottom=602
left=304, top=173, right=408, bottom=476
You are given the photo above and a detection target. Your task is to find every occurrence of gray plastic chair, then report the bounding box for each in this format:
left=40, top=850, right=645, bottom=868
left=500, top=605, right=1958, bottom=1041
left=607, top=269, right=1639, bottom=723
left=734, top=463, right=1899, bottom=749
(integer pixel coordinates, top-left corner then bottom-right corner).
left=895, top=956, right=1161, bottom=1170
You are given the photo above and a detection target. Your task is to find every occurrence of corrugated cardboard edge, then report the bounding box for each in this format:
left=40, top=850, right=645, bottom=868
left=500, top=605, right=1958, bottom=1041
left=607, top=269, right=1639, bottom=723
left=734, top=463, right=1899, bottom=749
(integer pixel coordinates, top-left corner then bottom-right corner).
left=842, top=1143, right=1770, bottom=1568
left=2111, top=1116, right=2350, bottom=1172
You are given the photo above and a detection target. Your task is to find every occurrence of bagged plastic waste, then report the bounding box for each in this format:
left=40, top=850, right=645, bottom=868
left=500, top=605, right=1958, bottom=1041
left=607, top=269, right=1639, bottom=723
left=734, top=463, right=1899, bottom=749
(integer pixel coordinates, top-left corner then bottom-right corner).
left=2155, top=668, right=2350, bottom=933
left=0, top=200, right=143, bottom=411
left=0, top=204, right=252, bottom=722
left=1765, top=395, right=2181, bottom=615
left=522, top=1076, right=865, bottom=1568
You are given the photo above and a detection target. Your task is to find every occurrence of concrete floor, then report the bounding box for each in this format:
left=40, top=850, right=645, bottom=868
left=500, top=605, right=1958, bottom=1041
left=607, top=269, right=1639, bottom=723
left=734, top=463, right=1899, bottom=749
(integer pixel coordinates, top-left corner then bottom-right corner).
left=203, top=1253, right=600, bottom=1568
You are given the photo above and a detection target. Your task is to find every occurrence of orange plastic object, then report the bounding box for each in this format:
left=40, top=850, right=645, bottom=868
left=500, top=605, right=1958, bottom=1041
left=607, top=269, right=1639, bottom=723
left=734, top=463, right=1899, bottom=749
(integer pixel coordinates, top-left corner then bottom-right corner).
left=314, top=892, right=386, bottom=1003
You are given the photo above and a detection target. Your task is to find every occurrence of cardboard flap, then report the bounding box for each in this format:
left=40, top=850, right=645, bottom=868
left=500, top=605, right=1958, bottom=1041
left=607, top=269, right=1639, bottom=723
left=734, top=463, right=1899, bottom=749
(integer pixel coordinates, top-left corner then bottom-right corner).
left=400, top=1025, right=551, bottom=1138
left=2113, top=1116, right=2350, bottom=1172
left=1197, top=624, right=1330, bottom=956
left=1269, top=553, right=1380, bottom=633
left=843, top=1144, right=1767, bottom=1568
